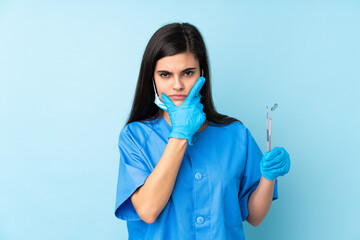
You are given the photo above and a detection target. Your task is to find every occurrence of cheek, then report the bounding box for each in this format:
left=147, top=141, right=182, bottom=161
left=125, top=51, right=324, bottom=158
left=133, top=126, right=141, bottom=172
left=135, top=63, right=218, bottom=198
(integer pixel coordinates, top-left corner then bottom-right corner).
left=157, top=84, right=172, bottom=98
left=186, top=78, right=200, bottom=93
left=157, top=85, right=168, bottom=95
left=154, top=81, right=166, bottom=95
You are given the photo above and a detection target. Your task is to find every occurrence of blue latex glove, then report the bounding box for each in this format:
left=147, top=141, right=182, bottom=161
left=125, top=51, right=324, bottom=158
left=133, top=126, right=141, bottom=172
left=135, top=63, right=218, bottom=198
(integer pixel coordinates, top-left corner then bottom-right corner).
left=260, top=147, right=290, bottom=181
left=161, top=76, right=207, bottom=145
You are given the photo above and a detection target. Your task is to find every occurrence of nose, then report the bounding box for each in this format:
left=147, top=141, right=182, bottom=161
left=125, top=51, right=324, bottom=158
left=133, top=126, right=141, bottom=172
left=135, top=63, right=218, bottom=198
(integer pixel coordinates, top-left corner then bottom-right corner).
left=172, top=75, right=184, bottom=91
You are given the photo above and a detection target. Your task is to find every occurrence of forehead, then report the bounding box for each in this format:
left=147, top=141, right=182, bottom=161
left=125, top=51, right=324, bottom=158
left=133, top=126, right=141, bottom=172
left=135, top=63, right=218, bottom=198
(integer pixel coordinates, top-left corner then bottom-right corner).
left=155, top=52, right=199, bottom=71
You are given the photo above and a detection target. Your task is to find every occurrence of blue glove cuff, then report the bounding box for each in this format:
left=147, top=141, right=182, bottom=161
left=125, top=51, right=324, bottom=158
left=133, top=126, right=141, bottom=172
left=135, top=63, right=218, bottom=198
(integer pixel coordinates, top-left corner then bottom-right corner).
left=260, top=168, right=278, bottom=181
left=169, top=132, right=198, bottom=145
left=262, top=173, right=277, bottom=181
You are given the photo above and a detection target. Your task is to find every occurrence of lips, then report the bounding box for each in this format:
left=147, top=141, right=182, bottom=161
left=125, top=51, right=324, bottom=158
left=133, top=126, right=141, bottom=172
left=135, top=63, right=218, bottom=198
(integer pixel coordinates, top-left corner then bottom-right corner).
left=170, top=95, right=186, bottom=100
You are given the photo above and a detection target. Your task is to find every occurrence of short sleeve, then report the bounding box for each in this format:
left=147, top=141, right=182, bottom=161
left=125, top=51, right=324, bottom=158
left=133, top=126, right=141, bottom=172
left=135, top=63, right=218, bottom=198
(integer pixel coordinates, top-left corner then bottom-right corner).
left=114, top=128, right=151, bottom=221
left=238, top=128, right=278, bottom=221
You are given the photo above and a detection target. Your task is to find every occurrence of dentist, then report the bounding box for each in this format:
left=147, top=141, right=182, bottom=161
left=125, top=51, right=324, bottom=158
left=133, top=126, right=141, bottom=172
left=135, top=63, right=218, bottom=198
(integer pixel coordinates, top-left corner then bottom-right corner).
left=114, top=22, right=290, bottom=240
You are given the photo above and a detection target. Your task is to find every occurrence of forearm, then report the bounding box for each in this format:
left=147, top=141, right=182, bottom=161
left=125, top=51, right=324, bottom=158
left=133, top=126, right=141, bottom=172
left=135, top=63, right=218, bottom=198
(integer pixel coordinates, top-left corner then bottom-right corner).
left=131, top=137, right=188, bottom=223
left=246, top=176, right=275, bottom=226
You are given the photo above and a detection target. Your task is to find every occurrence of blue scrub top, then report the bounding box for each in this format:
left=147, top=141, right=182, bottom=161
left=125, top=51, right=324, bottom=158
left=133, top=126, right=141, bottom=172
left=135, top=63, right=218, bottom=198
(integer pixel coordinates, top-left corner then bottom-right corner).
left=115, top=116, right=278, bottom=240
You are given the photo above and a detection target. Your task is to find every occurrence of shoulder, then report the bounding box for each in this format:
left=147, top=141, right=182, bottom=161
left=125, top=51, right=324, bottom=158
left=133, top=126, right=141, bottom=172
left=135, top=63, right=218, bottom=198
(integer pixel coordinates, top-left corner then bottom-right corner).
left=207, top=121, right=255, bottom=149
left=118, top=119, right=160, bottom=150
left=210, top=120, right=249, bottom=135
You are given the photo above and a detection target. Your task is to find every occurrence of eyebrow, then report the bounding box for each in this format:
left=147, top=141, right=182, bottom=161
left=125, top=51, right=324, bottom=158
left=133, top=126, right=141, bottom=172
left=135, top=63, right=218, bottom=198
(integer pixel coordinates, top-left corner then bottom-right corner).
left=156, top=67, right=197, bottom=73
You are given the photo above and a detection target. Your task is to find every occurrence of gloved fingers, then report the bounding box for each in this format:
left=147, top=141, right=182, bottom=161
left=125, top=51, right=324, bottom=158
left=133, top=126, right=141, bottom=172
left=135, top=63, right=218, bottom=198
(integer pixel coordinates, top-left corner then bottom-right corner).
left=194, top=100, right=204, bottom=109
left=194, top=111, right=207, bottom=127
left=267, top=169, right=284, bottom=177
left=162, top=93, right=176, bottom=109
left=184, top=97, right=203, bottom=113
left=183, top=76, right=205, bottom=105
left=189, top=94, right=202, bottom=105
left=263, top=151, right=291, bottom=175
left=198, top=103, right=204, bottom=111
left=275, top=149, right=290, bottom=171
left=281, top=164, right=290, bottom=175
left=264, top=147, right=283, bottom=160
left=274, top=165, right=289, bottom=176
left=201, top=112, right=207, bottom=122
left=185, top=103, right=205, bottom=124
left=263, top=155, right=286, bottom=170
left=261, top=159, right=290, bottom=180
left=262, top=150, right=284, bottom=168
left=281, top=151, right=291, bottom=174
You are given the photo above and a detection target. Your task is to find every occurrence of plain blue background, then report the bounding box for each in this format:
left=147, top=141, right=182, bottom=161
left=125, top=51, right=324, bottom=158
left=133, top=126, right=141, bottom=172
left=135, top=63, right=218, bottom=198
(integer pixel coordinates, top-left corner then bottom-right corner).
left=1, top=1, right=359, bottom=239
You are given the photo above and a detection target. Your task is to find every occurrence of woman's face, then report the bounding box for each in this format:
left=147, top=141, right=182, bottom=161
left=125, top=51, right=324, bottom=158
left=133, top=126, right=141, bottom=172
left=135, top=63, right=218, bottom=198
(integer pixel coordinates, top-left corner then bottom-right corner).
left=154, top=52, right=201, bottom=107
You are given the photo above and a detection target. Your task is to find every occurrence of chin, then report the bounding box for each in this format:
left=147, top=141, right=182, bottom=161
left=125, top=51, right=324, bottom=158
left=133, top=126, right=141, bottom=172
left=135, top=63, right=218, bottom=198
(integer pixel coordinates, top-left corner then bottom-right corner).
left=174, top=102, right=184, bottom=106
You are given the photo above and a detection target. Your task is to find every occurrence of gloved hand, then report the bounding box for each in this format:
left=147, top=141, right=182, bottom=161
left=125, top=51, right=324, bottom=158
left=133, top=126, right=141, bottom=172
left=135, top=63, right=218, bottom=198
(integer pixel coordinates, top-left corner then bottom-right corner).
left=260, top=147, right=290, bottom=181
left=161, top=76, right=207, bottom=145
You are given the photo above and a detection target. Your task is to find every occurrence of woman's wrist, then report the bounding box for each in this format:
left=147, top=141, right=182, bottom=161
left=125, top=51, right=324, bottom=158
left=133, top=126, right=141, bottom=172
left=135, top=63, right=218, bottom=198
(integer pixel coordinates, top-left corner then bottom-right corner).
left=168, top=137, right=188, bottom=147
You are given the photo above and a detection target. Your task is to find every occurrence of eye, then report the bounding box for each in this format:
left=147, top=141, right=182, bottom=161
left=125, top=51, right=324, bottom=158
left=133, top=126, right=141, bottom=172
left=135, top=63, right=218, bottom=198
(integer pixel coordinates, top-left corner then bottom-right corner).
left=184, top=71, right=194, bottom=76
left=160, top=72, right=170, bottom=78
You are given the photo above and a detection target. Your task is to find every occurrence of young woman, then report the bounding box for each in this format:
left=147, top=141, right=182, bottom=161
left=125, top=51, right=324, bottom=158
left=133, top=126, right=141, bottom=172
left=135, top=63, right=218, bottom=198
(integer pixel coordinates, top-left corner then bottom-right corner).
left=114, top=22, right=290, bottom=240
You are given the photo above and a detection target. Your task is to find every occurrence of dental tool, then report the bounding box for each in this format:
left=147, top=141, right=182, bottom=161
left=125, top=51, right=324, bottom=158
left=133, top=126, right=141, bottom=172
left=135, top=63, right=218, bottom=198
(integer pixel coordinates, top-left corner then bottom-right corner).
left=267, top=103, right=278, bottom=152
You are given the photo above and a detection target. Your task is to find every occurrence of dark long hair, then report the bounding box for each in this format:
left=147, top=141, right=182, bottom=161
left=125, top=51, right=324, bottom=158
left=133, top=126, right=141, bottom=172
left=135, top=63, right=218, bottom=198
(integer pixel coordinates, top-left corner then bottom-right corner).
left=124, top=22, right=242, bottom=128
